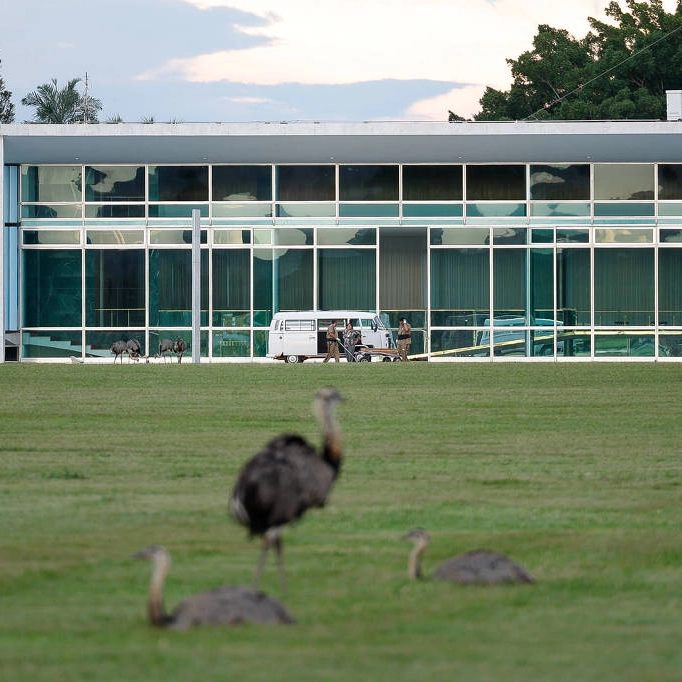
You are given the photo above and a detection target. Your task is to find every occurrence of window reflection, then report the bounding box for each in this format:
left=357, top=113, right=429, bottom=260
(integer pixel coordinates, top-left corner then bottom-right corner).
left=213, top=165, right=272, bottom=201
left=339, top=165, right=398, bottom=201
left=593, top=164, right=654, bottom=200
left=148, top=166, right=208, bottom=201
left=85, top=166, right=145, bottom=202
left=530, top=164, right=589, bottom=200
left=276, top=165, right=334, bottom=201
left=403, top=165, right=462, bottom=200
left=466, top=165, right=525, bottom=200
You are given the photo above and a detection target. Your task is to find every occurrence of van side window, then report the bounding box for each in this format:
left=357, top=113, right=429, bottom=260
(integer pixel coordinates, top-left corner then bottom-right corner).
left=284, top=319, right=315, bottom=331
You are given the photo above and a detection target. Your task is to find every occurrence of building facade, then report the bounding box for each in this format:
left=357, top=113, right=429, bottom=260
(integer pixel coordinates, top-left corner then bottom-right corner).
left=2, top=119, right=682, bottom=362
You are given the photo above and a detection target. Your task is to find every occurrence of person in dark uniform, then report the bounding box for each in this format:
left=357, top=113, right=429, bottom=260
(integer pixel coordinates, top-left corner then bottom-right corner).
left=323, top=320, right=340, bottom=363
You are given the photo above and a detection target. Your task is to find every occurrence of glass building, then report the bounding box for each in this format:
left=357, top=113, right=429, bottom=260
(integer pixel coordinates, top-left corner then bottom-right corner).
left=2, top=119, right=682, bottom=362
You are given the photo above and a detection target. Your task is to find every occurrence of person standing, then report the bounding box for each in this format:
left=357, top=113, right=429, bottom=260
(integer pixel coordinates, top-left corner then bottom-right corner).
left=397, top=317, right=412, bottom=361
left=323, top=319, right=340, bottom=363
left=342, top=322, right=361, bottom=362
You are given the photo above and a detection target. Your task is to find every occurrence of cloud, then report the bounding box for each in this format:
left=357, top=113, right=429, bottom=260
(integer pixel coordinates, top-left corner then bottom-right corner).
left=136, top=0, right=679, bottom=120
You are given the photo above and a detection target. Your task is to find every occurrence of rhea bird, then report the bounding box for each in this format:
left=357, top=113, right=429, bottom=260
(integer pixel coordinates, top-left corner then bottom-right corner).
left=403, top=528, right=535, bottom=585
left=229, top=386, right=345, bottom=591
left=133, top=545, right=295, bottom=629
left=158, top=338, right=174, bottom=362
left=110, top=339, right=127, bottom=363
left=173, top=338, right=188, bottom=363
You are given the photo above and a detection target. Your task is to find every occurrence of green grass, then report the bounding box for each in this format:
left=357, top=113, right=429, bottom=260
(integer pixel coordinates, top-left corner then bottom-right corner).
left=1, top=362, right=681, bottom=681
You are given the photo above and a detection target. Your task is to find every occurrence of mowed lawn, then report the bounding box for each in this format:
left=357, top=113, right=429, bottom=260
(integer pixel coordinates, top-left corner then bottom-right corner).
left=0, top=362, right=681, bottom=682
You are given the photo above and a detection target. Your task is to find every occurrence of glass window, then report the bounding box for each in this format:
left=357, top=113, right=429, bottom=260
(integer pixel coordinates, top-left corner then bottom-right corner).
left=23, top=250, right=82, bottom=326
left=86, top=230, right=144, bottom=245
left=21, top=165, right=82, bottom=202
left=253, top=248, right=314, bottom=319
left=22, top=204, right=82, bottom=219
left=276, top=203, right=335, bottom=218
left=593, top=164, right=654, bottom=200
left=493, top=249, right=526, bottom=319
left=23, top=330, right=83, bottom=359
left=212, top=165, right=272, bottom=201
left=149, top=249, right=209, bottom=326
left=213, top=330, right=250, bottom=357
left=86, top=250, right=145, bottom=327
left=318, top=249, right=376, bottom=309
left=594, top=248, right=654, bottom=325
left=432, top=228, right=490, bottom=245
left=658, top=164, right=682, bottom=200
left=85, top=205, right=145, bottom=218
left=212, top=250, right=250, bottom=326
left=466, top=165, right=525, bottom=200
left=431, top=249, right=490, bottom=313
left=339, top=165, right=398, bottom=201
left=466, top=203, right=526, bottom=218
left=148, top=166, right=208, bottom=201
left=530, top=164, right=590, bottom=200
left=317, top=228, right=375, bottom=246
left=403, top=165, right=462, bottom=200
left=276, top=165, right=335, bottom=201
left=339, top=204, right=399, bottom=217
left=557, top=248, right=591, bottom=326
left=23, top=230, right=80, bottom=245
left=403, top=203, right=463, bottom=218
left=530, top=202, right=591, bottom=217
left=658, top=249, right=682, bottom=326
left=85, top=166, right=145, bottom=202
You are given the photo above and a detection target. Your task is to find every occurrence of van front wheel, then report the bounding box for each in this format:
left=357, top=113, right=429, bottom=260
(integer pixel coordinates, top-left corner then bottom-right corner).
left=285, top=355, right=302, bottom=364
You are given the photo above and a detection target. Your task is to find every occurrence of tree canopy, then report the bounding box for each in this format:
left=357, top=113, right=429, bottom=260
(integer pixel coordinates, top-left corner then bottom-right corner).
left=0, top=59, right=15, bottom=123
left=21, top=77, right=102, bottom=124
left=451, top=0, right=682, bottom=121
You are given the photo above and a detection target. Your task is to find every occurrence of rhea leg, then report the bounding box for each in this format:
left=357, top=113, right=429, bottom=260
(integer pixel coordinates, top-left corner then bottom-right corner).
left=254, top=528, right=287, bottom=593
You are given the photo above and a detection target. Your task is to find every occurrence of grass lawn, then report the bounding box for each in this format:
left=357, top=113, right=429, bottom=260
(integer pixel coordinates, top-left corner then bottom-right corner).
left=0, top=362, right=681, bottom=681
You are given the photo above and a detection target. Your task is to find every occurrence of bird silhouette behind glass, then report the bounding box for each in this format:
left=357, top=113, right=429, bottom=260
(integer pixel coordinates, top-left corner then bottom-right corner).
left=133, top=545, right=295, bottom=629
left=229, top=387, right=345, bottom=591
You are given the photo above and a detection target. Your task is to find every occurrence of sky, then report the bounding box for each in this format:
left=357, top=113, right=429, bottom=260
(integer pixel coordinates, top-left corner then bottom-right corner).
left=2, top=0, right=679, bottom=123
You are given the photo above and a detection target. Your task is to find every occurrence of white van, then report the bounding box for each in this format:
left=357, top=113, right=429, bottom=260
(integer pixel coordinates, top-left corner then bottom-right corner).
left=268, top=311, right=394, bottom=363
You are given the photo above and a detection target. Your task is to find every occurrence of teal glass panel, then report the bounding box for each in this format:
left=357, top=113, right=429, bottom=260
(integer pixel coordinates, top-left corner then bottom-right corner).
left=658, top=331, right=682, bottom=355
left=213, top=330, right=251, bottom=357
left=23, top=250, right=82, bottom=326
left=275, top=203, right=335, bottom=218
left=530, top=202, right=591, bottom=217
left=339, top=165, right=398, bottom=201
left=403, top=203, right=463, bottom=217
left=593, top=164, right=654, bottom=200
left=403, top=165, right=462, bottom=200
left=213, top=229, right=251, bottom=245
left=491, top=228, right=527, bottom=244
left=594, top=248, right=654, bottom=325
left=149, top=229, right=208, bottom=244
left=430, top=249, right=490, bottom=313
left=253, top=330, right=269, bottom=357
left=466, top=203, right=526, bottom=217
left=316, top=228, right=375, bottom=245
left=658, top=203, right=682, bottom=216
left=149, top=249, right=209, bottom=326
left=530, top=249, right=554, bottom=322
left=148, top=166, right=208, bottom=201
left=530, top=164, right=590, bottom=200
left=21, top=165, right=82, bottom=202
left=86, top=230, right=144, bottom=245
left=658, top=165, right=682, bottom=200
left=22, top=204, right=82, bottom=219
left=466, top=165, right=525, bottom=200
left=212, top=202, right=272, bottom=218
left=253, top=248, right=314, bottom=321
left=594, top=203, right=654, bottom=216
left=318, top=249, right=375, bottom=310
left=431, top=227, right=489, bottom=245
left=339, top=203, right=399, bottom=217
left=148, top=204, right=208, bottom=218
left=660, top=228, right=682, bottom=243
left=85, top=204, right=145, bottom=218
left=276, top=165, right=334, bottom=201
left=594, top=228, right=653, bottom=243
left=557, top=229, right=589, bottom=243
left=594, top=332, right=658, bottom=357
left=212, top=250, right=250, bottom=326
left=531, top=229, right=553, bottom=243
left=86, top=250, right=145, bottom=327
left=430, top=329, right=485, bottom=357
left=658, top=249, right=682, bottom=325
left=22, top=330, right=83, bottom=359
left=148, top=331, right=205, bottom=360
left=85, top=331, right=144, bottom=360
left=493, top=249, right=526, bottom=320
left=85, top=166, right=145, bottom=202
left=212, top=165, right=271, bottom=201
left=558, top=249, right=590, bottom=325
left=23, top=230, right=80, bottom=245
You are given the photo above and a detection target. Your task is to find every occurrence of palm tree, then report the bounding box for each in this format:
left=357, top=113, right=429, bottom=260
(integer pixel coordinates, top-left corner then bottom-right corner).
left=21, top=78, right=102, bottom=124
left=0, top=60, right=15, bottom=123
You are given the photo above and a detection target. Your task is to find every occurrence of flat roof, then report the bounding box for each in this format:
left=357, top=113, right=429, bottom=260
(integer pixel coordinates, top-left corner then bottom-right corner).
left=1, top=120, right=681, bottom=165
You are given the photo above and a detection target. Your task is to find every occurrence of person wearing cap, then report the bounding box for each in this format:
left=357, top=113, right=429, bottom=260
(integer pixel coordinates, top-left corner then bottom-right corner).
left=323, top=319, right=340, bottom=363
left=397, top=317, right=412, bottom=361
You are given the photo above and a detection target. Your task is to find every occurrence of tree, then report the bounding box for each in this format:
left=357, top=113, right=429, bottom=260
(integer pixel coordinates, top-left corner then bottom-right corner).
left=451, top=0, right=682, bottom=121
left=21, top=77, right=102, bottom=123
left=0, top=59, right=15, bottom=123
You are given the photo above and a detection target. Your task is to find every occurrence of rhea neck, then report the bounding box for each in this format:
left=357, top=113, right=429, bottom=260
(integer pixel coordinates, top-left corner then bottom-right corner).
left=407, top=536, right=429, bottom=580
left=147, top=550, right=172, bottom=626
left=315, top=400, right=342, bottom=472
